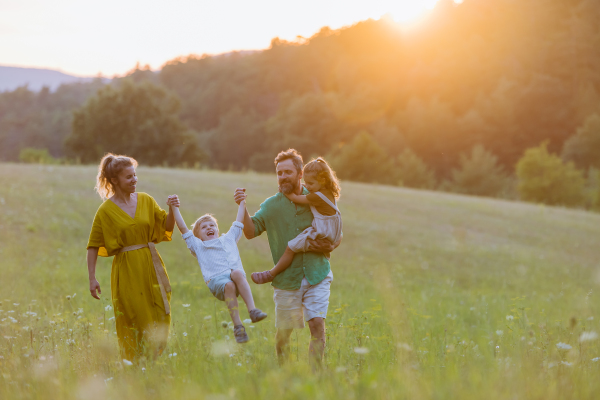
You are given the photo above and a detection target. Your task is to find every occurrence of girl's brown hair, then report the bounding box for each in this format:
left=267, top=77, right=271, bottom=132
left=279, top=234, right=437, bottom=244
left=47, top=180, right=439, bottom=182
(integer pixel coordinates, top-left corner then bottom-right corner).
left=303, top=157, right=341, bottom=199
left=95, top=153, right=138, bottom=200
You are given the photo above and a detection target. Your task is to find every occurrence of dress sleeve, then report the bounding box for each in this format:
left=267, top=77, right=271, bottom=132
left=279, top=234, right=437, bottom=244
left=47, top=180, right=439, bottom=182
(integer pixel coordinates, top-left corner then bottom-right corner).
left=150, top=194, right=173, bottom=244
left=250, top=200, right=268, bottom=237
left=87, top=208, right=109, bottom=257
left=225, top=221, right=244, bottom=243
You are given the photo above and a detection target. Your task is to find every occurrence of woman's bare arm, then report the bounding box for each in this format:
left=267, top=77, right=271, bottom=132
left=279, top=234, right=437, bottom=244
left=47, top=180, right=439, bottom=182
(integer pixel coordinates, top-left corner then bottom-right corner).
left=87, top=247, right=101, bottom=299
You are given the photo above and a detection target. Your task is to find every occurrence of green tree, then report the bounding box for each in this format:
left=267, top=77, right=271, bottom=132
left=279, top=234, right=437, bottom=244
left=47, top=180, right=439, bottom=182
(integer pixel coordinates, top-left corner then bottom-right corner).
left=19, top=148, right=59, bottom=164
left=66, top=80, right=202, bottom=165
left=395, top=148, right=436, bottom=189
left=562, top=113, right=600, bottom=170
left=329, top=131, right=395, bottom=184
left=516, top=142, right=585, bottom=207
left=449, top=145, right=508, bottom=197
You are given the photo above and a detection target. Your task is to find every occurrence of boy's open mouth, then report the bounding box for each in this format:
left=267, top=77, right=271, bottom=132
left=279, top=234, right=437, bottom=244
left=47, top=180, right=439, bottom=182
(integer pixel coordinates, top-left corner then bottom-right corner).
left=206, top=230, right=215, bottom=238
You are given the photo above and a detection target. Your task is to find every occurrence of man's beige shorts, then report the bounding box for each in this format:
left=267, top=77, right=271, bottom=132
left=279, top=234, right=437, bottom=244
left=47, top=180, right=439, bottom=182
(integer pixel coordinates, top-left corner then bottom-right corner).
left=273, top=271, right=333, bottom=329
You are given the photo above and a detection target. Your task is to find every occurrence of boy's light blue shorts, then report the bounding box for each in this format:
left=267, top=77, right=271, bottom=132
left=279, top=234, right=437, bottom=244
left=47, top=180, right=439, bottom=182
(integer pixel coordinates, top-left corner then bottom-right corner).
left=207, top=271, right=244, bottom=301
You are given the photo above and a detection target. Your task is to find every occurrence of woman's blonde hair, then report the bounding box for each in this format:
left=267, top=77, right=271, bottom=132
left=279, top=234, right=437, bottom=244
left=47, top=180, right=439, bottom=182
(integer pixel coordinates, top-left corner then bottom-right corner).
left=95, top=153, right=138, bottom=200
left=303, top=157, right=341, bottom=199
left=192, top=214, right=218, bottom=239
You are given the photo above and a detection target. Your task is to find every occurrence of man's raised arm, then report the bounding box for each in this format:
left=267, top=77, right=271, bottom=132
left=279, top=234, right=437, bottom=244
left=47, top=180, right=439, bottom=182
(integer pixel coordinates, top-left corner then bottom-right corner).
left=234, top=188, right=255, bottom=239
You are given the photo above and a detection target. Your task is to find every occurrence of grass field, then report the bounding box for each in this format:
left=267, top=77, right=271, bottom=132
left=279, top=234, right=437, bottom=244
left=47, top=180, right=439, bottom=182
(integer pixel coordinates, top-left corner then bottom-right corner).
left=1, top=163, right=600, bottom=399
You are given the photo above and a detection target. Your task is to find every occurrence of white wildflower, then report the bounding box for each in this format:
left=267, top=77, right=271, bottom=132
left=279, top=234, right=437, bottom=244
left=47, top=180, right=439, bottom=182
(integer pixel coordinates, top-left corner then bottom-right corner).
left=591, top=357, right=600, bottom=362
left=506, top=315, right=514, bottom=321
left=560, top=361, right=573, bottom=367
left=579, top=331, right=598, bottom=343
left=354, top=347, right=369, bottom=355
left=183, top=332, right=188, bottom=337
left=556, top=342, right=572, bottom=350
left=109, top=317, right=115, bottom=321
left=496, top=330, right=503, bottom=336
left=229, top=354, right=234, bottom=358
left=204, top=315, right=212, bottom=320
left=105, top=305, right=112, bottom=311
left=122, top=359, right=133, bottom=366
left=182, top=304, right=191, bottom=308
left=243, top=319, right=252, bottom=324
left=397, top=343, right=412, bottom=351
left=104, top=377, right=113, bottom=383
left=237, top=363, right=242, bottom=366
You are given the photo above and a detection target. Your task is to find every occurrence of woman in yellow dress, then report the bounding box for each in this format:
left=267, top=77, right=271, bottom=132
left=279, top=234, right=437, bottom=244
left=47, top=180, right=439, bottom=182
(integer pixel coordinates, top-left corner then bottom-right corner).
left=86, top=153, right=178, bottom=361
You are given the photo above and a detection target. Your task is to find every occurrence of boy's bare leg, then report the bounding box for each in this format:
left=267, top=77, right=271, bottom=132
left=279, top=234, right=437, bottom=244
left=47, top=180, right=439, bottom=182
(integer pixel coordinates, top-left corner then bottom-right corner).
left=230, top=270, right=256, bottom=311
left=269, top=246, right=296, bottom=277
left=275, top=328, right=293, bottom=366
left=308, top=317, right=325, bottom=369
left=223, top=282, right=242, bottom=326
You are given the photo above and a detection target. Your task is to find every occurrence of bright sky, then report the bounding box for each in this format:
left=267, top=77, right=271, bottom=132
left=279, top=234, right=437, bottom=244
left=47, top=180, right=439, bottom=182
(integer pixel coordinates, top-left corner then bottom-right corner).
left=0, top=0, right=439, bottom=77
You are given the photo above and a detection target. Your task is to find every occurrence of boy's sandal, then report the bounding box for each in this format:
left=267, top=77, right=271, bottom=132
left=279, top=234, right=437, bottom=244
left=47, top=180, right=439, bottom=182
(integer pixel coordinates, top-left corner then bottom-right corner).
left=251, top=271, right=274, bottom=284
left=249, top=308, right=267, bottom=323
left=234, top=325, right=249, bottom=344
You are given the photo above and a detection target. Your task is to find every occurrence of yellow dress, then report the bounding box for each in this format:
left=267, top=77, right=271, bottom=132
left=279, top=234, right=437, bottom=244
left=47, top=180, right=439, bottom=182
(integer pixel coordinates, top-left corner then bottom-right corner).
left=87, top=192, right=173, bottom=361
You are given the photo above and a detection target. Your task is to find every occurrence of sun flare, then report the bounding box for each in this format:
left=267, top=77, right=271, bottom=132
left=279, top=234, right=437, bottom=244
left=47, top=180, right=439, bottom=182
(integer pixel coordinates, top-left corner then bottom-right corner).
left=385, top=0, right=440, bottom=23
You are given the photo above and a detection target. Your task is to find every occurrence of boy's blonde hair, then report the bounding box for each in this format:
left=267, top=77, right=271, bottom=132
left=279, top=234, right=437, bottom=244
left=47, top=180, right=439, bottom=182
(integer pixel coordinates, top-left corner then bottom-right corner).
left=303, top=157, right=341, bottom=199
left=192, top=214, right=218, bottom=239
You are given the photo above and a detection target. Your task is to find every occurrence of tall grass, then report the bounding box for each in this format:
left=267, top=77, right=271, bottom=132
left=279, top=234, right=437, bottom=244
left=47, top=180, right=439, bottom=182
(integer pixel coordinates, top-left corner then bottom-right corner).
left=1, top=164, right=599, bottom=399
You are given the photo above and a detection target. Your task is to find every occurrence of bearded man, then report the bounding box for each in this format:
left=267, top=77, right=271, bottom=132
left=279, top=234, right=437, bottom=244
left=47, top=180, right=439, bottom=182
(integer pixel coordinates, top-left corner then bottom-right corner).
left=233, top=149, right=341, bottom=366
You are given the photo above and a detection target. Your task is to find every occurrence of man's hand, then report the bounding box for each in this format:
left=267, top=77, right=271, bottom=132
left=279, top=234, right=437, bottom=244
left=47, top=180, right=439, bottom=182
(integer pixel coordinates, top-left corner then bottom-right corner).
left=234, top=188, right=246, bottom=205
left=307, top=238, right=336, bottom=254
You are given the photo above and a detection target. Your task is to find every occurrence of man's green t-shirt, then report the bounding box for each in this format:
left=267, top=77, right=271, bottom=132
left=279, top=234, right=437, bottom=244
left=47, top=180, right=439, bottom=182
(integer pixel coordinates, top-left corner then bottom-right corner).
left=251, top=187, right=331, bottom=290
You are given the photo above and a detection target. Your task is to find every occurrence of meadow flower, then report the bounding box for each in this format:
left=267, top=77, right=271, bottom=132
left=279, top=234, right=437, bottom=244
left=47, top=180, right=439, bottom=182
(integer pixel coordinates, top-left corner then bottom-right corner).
left=506, top=315, right=514, bottom=321
left=579, top=331, right=598, bottom=343
left=556, top=342, right=572, bottom=350
left=243, top=319, right=251, bottom=324
left=354, top=347, right=369, bottom=354
left=105, top=305, right=112, bottom=311
left=237, top=363, right=242, bottom=366
left=122, top=359, right=133, bottom=366
left=104, top=377, right=113, bottom=383
left=182, top=304, right=191, bottom=308
left=397, top=343, right=412, bottom=351
left=496, top=330, right=503, bottom=336
left=66, top=296, right=71, bottom=301
left=109, top=317, right=115, bottom=321
left=183, top=332, right=188, bottom=337
left=591, top=357, right=600, bottom=362
left=204, top=315, right=212, bottom=320
left=560, top=361, right=573, bottom=367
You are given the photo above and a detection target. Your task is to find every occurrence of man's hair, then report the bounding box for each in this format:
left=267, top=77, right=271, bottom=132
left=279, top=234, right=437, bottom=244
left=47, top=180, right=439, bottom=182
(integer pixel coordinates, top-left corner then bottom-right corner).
left=274, top=149, right=303, bottom=173
left=191, top=214, right=218, bottom=239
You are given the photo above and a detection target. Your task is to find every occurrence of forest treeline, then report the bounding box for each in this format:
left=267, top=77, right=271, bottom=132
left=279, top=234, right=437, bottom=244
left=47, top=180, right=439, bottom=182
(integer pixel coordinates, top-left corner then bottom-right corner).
left=1, top=0, right=599, bottom=206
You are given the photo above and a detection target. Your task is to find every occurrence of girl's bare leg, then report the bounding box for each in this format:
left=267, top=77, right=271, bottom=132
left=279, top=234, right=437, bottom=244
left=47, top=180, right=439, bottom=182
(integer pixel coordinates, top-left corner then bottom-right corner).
left=230, top=270, right=256, bottom=311
left=269, top=246, right=296, bottom=277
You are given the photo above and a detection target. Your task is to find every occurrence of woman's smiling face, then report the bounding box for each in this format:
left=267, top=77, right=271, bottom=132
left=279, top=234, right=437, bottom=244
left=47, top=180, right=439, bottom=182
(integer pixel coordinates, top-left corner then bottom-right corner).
left=112, top=166, right=137, bottom=195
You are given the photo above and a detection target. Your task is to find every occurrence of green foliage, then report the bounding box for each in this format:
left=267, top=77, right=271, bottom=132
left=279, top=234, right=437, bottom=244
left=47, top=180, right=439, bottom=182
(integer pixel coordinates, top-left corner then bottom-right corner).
left=18, top=147, right=59, bottom=164
left=395, top=148, right=436, bottom=189
left=516, top=142, right=586, bottom=206
left=586, top=168, right=600, bottom=210
left=66, top=80, right=204, bottom=166
left=562, top=113, right=600, bottom=170
left=329, top=132, right=395, bottom=184
left=449, top=145, right=508, bottom=197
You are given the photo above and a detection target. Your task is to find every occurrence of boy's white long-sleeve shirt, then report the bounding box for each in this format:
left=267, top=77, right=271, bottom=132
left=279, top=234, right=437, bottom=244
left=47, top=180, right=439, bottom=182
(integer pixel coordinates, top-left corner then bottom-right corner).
left=182, top=221, right=245, bottom=282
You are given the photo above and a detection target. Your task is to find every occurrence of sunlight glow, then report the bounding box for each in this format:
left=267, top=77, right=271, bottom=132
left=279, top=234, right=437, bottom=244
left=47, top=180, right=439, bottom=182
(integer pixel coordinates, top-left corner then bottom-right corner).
left=386, top=0, right=440, bottom=23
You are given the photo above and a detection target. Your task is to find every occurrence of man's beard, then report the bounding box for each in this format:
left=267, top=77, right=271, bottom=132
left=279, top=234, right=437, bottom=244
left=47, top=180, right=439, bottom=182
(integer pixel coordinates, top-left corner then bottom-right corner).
left=279, top=178, right=298, bottom=195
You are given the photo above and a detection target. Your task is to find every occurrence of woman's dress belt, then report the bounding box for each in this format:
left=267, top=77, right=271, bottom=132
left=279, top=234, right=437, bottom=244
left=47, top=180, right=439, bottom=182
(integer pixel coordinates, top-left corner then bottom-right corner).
left=118, top=243, right=171, bottom=315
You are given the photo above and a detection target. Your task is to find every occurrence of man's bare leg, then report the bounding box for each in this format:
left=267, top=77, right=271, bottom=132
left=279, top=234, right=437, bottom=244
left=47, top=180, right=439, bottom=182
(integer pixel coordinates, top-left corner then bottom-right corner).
left=275, top=328, right=293, bottom=366
left=307, top=317, right=325, bottom=369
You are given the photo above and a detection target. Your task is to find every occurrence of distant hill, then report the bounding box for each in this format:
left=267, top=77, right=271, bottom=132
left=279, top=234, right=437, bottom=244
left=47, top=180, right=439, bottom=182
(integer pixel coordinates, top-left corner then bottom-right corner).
left=0, top=65, right=110, bottom=92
